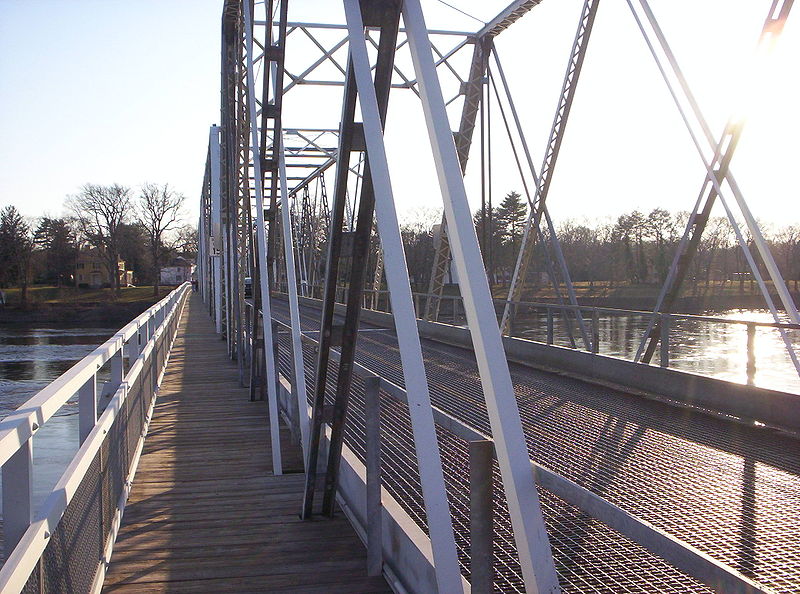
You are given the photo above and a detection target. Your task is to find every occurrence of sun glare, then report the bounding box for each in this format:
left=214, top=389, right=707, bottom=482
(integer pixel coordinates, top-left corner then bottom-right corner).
left=728, top=15, right=795, bottom=131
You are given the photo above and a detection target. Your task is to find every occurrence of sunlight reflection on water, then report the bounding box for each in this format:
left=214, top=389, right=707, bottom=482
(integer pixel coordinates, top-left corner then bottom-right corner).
left=517, top=308, right=800, bottom=394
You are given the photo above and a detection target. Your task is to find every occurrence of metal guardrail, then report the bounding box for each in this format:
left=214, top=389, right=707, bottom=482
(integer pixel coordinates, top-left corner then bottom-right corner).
left=0, top=283, right=191, bottom=593
left=269, top=312, right=770, bottom=593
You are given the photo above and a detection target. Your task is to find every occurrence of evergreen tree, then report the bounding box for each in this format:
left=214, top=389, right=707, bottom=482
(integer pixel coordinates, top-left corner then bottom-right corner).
left=34, top=217, right=78, bottom=286
left=0, top=206, right=34, bottom=301
left=494, top=191, right=528, bottom=278
left=495, top=191, right=528, bottom=246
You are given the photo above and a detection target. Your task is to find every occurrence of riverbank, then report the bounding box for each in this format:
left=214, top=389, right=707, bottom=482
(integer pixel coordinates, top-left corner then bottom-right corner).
left=548, top=293, right=798, bottom=313
left=487, top=281, right=800, bottom=314
left=0, top=286, right=171, bottom=325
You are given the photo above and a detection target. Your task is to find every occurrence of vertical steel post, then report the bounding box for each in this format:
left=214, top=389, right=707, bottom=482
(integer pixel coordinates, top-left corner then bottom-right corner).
left=127, top=326, right=141, bottom=361
left=547, top=308, right=554, bottom=345
left=746, top=323, right=756, bottom=385
left=210, top=126, right=223, bottom=335
left=591, top=308, right=600, bottom=354
left=79, top=374, right=97, bottom=444
left=364, top=375, right=383, bottom=577
left=660, top=314, right=670, bottom=368
left=2, top=438, right=32, bottom=558
left=470, top=439, right=495, bottom=594
left=109, top=343, right=124, bottom=396
left=278, top=149, right=311, bottom=460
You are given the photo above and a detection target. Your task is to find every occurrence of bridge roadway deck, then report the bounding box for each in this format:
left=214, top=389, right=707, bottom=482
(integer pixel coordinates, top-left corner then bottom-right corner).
left=271, top=298, right=800, bottom=593
left=102, top=295, right=390, bottom=593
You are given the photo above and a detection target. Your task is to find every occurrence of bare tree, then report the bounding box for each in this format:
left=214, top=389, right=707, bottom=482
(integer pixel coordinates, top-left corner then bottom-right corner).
left=174, top=224, right=198, bottom=259
left=138, top=183, right=185, bottom=296
left=67, top=184, right=131, bottom=293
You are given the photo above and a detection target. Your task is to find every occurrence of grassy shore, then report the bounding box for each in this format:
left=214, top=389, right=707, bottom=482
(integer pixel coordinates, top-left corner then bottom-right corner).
left=482, top=280, right=800, bottom=312
left=2, top=286, right=171, bottom=306
left=0, top=286, right=176, bottom=325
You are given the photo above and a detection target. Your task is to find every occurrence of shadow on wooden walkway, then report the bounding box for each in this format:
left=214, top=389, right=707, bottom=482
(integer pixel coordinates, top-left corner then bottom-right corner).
left=103, top=294, right=390, bottom=593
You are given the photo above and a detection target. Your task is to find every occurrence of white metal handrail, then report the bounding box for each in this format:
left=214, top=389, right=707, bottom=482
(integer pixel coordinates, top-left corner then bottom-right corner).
left=0, top=282, right=191, bottom=592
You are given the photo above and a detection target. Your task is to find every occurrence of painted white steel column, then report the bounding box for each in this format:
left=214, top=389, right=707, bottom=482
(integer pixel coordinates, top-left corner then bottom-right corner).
left=210, top=126, right=224, bottom=335
left=78, top=374, right=97, bottom=444
left=401, top=1, right=560, bottom=592
left=277, top=148, right=311, bottom=460
left=244, top=0, right=282, bottom=475
left=343, top=2, right=463, bottom=591
left=197, top=214, right=207, bottom=303
left=2, top=439, right=32, bottom=558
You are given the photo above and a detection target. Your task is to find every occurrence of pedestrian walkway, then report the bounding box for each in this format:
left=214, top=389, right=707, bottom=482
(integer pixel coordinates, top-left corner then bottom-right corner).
left=102, top=295, right=390, bottom=593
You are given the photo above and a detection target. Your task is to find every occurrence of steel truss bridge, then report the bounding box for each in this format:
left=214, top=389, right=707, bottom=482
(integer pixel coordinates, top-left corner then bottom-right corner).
left=1, top=1, right=799, bottom=593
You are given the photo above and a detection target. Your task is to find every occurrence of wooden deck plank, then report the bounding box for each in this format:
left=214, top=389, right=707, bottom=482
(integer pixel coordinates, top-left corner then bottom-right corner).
left=103, top=295, right=389, bottom=593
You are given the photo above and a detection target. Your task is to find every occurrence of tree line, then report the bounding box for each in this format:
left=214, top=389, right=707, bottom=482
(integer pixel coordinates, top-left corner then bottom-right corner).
left=0, top=183, right=197, bottom=302
left=398, top=192, right=800, bottom=296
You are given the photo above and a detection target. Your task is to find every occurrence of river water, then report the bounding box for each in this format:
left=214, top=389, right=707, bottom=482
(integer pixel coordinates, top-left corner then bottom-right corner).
left=0, top=326, right=116, bottom=515
left=514, top=308, right=800, bottom=394
left=0, top=310, right=798, bottom=516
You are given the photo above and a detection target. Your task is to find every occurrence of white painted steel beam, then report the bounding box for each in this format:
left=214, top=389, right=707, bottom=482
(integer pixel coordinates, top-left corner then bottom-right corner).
left=343, top=1, right=463, bottom=591
left=210, top=126, right=223, bottom=335
left=277, top=148, right=311, bottom=460
left=2, top=440, right=32, bottom=559
left=402, top=0, right=560, bottom=591
left=244, top=0, right=282, bottom=475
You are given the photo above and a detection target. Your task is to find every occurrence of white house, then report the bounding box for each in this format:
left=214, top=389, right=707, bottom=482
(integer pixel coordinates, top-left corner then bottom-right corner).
left=160, top=257, right=195, bottom=286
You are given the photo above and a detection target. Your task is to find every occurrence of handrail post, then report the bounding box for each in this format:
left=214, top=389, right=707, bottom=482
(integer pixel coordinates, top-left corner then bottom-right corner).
left=469, top=439, right=494, bottom=593
left=2, top=437, right=32, bottom=558
left=151, top=327, right=160, bottom=394
left=511, top=301, right=519, bottom=336
left=79, top=373, right=97, bottom=444
left=660, top=314, right=670, bottom=368
left=104, top=340, right=125, bottom=398
left=546, top=308, right=554, bottom=345
left=746, top=323, right=756, bottom=385
left=592, top=308, right=600, bottom=354
left=364, top=375, right=383, bottom=577
left=128, top=324, right=141, bottom=361
left=147, top=313, right=155, bottom=344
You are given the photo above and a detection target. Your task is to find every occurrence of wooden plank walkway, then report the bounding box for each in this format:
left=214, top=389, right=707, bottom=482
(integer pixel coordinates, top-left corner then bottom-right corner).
left=103, top=294, right=390, bottom=593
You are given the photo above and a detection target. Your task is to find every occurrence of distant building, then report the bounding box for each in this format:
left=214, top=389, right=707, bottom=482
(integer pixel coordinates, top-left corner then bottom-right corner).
left=160, top=257, right=195, bottom=286
left=75, top=248, right=133, bottom=288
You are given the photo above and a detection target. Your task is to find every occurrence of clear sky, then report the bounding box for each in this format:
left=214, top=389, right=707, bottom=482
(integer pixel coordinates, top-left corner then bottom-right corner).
left=1, top=0, right=798, bottom=230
